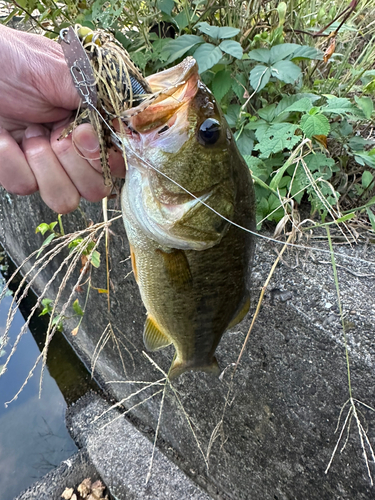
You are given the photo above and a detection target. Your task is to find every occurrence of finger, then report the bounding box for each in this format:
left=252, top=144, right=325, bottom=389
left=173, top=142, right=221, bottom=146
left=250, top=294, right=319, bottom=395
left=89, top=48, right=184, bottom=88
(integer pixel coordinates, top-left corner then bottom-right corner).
left=0, top=127, right=37, bottom=195
left=22, top=125, right=80, bottom=214
left=50, top=126, right=111, bottom=202
left=72, top=123, right=126, bottom=178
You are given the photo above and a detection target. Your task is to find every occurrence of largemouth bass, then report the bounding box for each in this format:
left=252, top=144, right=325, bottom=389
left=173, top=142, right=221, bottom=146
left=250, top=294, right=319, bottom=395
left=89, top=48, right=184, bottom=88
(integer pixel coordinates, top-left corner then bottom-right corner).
left=120, top=57, right=256, bottom=379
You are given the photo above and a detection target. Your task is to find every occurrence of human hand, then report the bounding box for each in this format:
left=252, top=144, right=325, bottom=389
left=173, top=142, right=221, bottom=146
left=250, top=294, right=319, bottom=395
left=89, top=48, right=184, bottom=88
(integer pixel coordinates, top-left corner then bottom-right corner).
left=0, top=25, right=125, bottom=213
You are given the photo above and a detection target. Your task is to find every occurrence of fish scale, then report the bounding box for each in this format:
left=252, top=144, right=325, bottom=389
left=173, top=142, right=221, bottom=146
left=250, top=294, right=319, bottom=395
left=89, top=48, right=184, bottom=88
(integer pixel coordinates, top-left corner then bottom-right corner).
left=120, top=58, right=256, bottom=379
left=60, top=29, right=255, bottom=378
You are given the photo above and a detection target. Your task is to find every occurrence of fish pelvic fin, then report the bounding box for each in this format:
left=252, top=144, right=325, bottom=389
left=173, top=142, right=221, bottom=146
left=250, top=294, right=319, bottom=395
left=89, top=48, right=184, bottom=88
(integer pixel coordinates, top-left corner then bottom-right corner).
left=156, top=249, right=192, bottom=290
left=227, top=294, right=250, bottom=330
left=143, top=316, right=172, bottom=351
left=168, top=355, right=220, bottom=380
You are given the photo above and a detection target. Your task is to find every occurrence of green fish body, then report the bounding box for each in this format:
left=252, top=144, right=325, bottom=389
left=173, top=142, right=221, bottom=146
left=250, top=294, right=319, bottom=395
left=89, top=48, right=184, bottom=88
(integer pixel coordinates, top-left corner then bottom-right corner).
left=121, top=57, right=256, bottom=378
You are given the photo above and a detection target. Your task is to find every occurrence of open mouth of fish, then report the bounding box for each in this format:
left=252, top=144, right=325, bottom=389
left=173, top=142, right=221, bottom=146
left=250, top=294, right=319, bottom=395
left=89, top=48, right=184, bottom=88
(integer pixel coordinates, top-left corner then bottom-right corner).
left=117, top=57, right=234, bottom=251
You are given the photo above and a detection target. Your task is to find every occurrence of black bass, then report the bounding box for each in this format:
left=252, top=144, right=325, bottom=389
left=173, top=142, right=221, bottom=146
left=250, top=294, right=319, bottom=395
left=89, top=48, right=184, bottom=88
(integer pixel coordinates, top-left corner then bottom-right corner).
left=120, top=57, right=255, bottom=379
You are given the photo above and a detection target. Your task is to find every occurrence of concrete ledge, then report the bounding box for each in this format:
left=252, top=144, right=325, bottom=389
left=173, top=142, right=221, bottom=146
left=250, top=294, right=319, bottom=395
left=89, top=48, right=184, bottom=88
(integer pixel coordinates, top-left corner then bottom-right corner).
left=66, top=392, right=212, bottom=500
left=2, top=191, right=375, bottom=499
left=15, top=450, right=99, bottom=500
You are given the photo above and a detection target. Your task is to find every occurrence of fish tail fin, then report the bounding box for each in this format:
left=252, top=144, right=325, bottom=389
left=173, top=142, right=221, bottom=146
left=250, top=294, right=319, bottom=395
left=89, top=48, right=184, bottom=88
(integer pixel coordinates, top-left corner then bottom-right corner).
left=168, top=355, right=220, bottom=380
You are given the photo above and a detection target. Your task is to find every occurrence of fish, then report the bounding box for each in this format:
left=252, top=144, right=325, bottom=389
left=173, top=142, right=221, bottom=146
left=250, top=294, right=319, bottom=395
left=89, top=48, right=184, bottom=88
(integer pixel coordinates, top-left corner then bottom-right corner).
left=120, top=57, right=256, bottom=379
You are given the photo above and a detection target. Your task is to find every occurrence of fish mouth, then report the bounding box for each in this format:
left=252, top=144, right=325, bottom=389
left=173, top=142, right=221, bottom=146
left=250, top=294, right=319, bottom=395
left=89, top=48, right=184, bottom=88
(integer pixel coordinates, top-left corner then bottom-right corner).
left=120, top=57, right=199, bottom=133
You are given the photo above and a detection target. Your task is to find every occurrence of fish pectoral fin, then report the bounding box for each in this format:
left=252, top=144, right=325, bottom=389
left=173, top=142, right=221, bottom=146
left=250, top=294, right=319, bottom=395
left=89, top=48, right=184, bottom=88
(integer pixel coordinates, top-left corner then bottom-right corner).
left=227, top=294, right=250, bottom=330
left=143, top=316, right=171, bottom=351
left=156, top=249, right=192, bottom=289
left=169, top=355, right=220, bottom=380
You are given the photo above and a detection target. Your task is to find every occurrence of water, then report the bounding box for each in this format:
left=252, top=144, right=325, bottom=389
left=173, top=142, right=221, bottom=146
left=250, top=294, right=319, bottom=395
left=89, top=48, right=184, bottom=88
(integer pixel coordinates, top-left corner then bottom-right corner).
left=0, top=253, right=97, bottom=499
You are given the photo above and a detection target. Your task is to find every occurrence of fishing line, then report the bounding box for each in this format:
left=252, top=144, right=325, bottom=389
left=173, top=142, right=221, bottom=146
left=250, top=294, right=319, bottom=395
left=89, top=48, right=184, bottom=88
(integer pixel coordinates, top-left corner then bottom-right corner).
left=112, top=134, right=375, bottom=268
left=77, top=66, right=374, bottom=268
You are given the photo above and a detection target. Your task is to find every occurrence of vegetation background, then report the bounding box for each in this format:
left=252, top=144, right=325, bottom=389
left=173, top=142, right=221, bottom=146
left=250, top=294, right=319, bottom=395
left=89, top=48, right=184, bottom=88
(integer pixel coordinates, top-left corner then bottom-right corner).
left=1, top=1, right=375, bottom=491
left=1, top=0, right=374, bottom=235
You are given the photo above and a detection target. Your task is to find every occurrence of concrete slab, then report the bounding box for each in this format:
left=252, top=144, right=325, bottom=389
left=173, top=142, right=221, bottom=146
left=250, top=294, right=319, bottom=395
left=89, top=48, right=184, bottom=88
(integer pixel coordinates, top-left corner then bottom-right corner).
left=67, top=392, right=213, bottom=500
left=15, top=450, right=99, bottom=500
left=2, top=191, right=375, bottom=499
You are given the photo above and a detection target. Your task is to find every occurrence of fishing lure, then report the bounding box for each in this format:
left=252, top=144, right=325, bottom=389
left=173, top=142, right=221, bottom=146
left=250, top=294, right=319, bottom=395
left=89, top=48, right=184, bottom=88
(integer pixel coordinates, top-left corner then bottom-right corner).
left=58, top=25, right=152, bottom=186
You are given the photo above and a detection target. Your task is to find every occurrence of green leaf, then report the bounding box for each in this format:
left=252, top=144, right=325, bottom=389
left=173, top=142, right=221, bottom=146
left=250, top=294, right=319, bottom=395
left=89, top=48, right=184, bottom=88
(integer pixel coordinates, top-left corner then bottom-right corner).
left=271, top=60, right=301, bottom=84
left=174, top=10, right=191, bottom=30
left=195, top=22, right=220, bottom=39
left=212, top=70, right=232, bottom=103
left=36, top=233, right=56, bottom=258
left=73, top=299, right=84, bottom=317
left=235, top=129, right=254, bottom=155
left=195, top=23, right=240, bottom=40
left=193, top=43, right=222, bottom=73
left=300, top=113, right=330, bottom=138
left=35, top=223, right=50, bottom=235
left=269, top=43, right=300, bottom=64
left=219, top=40, right=243, bottom=59
left=253, top=122, right=271, bottom=142
left=245, top=119, right=267, bottom=131
left=322, top=97, right=364, bottom=118
left=48, top=221, right=58, bottom=232
left=244, top=156, right=272, bottom=182
left=165, top=35, right=203, bottom=63
left=254, top=123, right=300, bottom=159
left=248, top=48, right=270, bottom=64
left=282, top=97, right=313, bottom=114
left=249, top=65, right=271, bottom=92
left=366, top=208, right=375, bottom=232
left=354, top=150, right=375, bottom=169
left=51, top=315, right=63, bottom=331
left=348, top=136, right=374, bottom=151
left=225, top=104, right=241, bottom=128
left=355, top=96, right=373, bottom=119
left=39, top=298, right=53, bottom=316
left=157, top=0, right=174, bottom=15
left=217, top=26, right=240, bottom=39
left=289, top=45, right=323, bottom=61
left=258, top=104, right=277, bottom=122
left=304, top=153, right=336, bottom=179
left=90, top=250, right=101, bottom=268
left=362, top=171, right=374, bottom=188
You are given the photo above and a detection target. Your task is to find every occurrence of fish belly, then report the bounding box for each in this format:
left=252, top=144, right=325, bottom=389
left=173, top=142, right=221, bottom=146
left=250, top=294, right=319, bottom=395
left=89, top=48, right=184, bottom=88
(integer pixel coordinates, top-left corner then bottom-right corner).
left=121, top=160, right=255, bottom=378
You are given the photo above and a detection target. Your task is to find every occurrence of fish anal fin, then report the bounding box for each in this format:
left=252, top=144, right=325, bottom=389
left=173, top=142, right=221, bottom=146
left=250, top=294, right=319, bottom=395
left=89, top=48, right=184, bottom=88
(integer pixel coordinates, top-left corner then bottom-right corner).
left=169, top=356, right=220, bottom=380
left=227, top=294, right=250, bottom=330
left=156, top=249, right=192, bottom=290
left=143, top=316, right=171, bottom=351
left=130, top=244, right=138, bottom=282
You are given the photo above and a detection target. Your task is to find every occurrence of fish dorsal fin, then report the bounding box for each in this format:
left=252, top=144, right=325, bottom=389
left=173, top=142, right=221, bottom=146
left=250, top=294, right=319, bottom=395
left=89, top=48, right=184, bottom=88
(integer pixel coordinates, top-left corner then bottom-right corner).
left=227, top=294, right=250, bottom=330
left=144, top=316, right=171, bottom=351
left=156, top=249, right=192, bottom=290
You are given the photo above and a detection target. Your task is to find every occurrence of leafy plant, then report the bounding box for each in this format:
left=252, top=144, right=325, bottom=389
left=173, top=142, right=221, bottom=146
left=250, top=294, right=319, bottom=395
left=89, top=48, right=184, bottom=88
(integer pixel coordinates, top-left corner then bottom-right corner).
left=39, top=298, right=64, bottom=331
left=2, top=0, right=375, bottom=227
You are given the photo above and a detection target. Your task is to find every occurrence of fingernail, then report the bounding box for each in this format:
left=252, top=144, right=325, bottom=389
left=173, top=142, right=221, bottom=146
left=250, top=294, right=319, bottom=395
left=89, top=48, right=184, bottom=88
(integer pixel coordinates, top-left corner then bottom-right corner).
left=76, top=129, right=100, bottom=153
left=25, top=125, right=47, bottom=139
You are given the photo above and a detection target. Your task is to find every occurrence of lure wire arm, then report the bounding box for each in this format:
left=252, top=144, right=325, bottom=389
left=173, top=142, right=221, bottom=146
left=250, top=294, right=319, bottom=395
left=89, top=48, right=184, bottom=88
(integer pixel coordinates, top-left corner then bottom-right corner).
left=59, top=26, right=98, bottom=108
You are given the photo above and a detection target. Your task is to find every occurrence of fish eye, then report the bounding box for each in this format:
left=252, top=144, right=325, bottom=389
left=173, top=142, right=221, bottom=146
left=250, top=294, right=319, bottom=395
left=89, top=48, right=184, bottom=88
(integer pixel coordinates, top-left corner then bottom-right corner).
left=198, top=118, right=221, bottom=145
